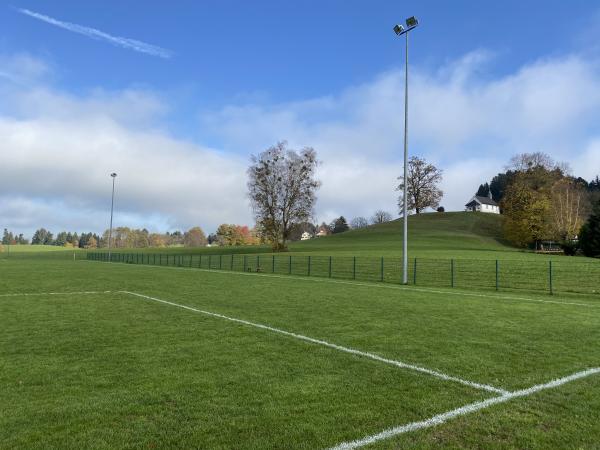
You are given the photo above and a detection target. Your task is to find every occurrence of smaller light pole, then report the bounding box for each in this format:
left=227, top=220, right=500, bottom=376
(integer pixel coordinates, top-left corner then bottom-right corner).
left=108, top=173, right=117, bottom=262
left=393, top=16, right=419, bottom=285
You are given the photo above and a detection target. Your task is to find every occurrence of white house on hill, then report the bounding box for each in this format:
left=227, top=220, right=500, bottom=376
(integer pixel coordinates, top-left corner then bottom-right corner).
left=465, top=191, right=500, bottom=214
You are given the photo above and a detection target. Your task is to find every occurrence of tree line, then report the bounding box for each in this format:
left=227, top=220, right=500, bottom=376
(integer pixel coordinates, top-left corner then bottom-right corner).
left=474, top=152, right=600, bottom=256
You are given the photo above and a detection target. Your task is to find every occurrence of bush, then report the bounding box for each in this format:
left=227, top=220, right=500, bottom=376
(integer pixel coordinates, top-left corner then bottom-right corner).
left=436, top=206, right=445, bottom=213
left=560, top=241, right=578, bottom=256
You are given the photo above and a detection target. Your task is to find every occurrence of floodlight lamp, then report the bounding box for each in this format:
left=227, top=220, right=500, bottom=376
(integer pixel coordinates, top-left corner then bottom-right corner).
left=393, top=24, right=404, bottom=35
left=111, top=173, right=117, bottom=177
left=406, top=16, right=418, bottom=28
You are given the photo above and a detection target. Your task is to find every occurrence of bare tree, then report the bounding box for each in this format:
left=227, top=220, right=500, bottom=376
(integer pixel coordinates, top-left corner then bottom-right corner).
left=506, top=152, right=571, bottom=174
left=247, top=141, right=320, bottom=251
left=507, top=152, right=555, bottom=172
left=350, top=217, right=368, bottom=229
left=549, top=178, right=590, bottom=241
left=396, top=156, right=443, bottom=214
left=371, top=210, right=392, bottom=224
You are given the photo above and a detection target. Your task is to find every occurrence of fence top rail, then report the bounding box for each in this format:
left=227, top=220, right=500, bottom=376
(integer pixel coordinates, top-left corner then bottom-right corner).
left=87, top=251, right=600, bottom=266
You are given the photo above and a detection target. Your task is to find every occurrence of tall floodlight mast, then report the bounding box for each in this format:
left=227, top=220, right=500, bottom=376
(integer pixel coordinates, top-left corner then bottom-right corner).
left=393, top=16, right=419, bottom=284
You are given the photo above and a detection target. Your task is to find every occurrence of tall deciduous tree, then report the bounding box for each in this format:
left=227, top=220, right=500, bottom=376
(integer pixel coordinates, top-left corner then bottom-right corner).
left=549, top=178, right=590, bottom=242
left=397, top=156, right=443, bottom=214
left=501, top=167, right=562, bottom=247
left=247, top=141, right=320, bottom=251
left=183, top=227, right=207, bottom=247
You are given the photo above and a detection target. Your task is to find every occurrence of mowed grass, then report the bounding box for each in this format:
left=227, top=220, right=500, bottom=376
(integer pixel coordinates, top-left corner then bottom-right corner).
left=1, top=259, right=600, bottom=448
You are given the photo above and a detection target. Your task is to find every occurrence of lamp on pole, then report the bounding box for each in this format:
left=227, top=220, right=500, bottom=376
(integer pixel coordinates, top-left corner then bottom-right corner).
left=393, top=16, right=419, bottom=285
left=108, top=172, right=117, bottom=262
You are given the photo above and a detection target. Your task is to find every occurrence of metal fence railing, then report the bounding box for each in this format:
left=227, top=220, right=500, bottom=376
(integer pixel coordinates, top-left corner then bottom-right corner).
left=86, top=252, right=600, bottom=297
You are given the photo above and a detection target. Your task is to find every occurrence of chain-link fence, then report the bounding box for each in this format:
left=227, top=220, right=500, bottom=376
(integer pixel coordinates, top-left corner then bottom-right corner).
left=87, top=252, right=600, bottom=296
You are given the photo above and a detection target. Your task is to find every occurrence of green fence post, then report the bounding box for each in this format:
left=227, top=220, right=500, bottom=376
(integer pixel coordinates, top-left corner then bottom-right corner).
left=220, top=254, right=222, bottom=270
left=289, top=255, right=292, bottom=274
left=308, top=256, right=311, bottom=276
left=231, top=255, right=235, bottom=271
left=549, top=261, right=553, bottom=295
left=380, top=257, right=384, bottom=282
left=209, top=254, right=212, bottom=269
left=451, top=259, right=455, bottom=288
left=272, top=255, right=275, bottom=273
left=413, top=258, right=417, bottom=285
left=495, top=260, right=499, bottom=291
left=244, top=255, right=247, bottom=271
left=329, top=256, right=332, bottom=278
left=353, top=256, right=356, bottom=280
left=257, top=255, right=260, bottom=272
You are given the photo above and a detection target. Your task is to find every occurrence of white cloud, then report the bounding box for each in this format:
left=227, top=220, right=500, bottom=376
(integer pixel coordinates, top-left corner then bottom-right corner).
left=0, top=59, right=250, bottom=236
left=201, top=51, right=600, bottom=222
left=2, top=49, right=600, bottom=237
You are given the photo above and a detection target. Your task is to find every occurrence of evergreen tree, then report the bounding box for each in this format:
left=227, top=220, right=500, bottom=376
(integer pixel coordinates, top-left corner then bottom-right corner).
left=476, top=183, right=490, bottom=197
left=55, top=232, right=68, bottom=247
left=31, top=228, right=52, bottom=245
left=331, top=216, right=349, bottom=234
left=580, top=199, right=600, bottom=258
left=2, top=229, right=10, bottom=245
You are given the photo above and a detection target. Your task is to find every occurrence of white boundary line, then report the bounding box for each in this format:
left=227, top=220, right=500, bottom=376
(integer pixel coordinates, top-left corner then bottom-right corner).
left=328, top=367, right=600, bottom=449
left=0, top=290, right=112, bottom=297
left=83, top=259, right=600, bottom=309
left=120, top=290, right=508, bottom=395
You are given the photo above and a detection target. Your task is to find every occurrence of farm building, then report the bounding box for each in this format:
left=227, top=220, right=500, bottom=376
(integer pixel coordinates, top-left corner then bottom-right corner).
left=465, top=191, right=500, bottom=214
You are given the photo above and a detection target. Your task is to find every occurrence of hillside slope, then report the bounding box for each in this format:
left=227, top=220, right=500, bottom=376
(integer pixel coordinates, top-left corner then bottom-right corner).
left=289, top=212, right=518, bottom=258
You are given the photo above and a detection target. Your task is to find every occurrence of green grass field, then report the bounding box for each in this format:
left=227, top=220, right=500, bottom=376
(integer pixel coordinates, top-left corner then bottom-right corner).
left=1, top=258, right=599, bottom=449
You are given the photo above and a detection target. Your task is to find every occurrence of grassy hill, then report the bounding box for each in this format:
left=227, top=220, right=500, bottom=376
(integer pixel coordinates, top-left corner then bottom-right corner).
left=288, top=211, right=519, bottom=258
left=88, top=212, right=596, bottom=262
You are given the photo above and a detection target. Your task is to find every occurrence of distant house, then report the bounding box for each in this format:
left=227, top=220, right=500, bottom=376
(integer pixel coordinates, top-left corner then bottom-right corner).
left=465, top=191, right=500, bottom=214
left=300, top=231, right=312, bottom=241
left=316, top=225, right=330, bottom=237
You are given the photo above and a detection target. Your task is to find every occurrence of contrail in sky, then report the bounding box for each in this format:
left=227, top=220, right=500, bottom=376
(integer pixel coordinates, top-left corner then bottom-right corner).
left=18, top=8, right=173, bottom=59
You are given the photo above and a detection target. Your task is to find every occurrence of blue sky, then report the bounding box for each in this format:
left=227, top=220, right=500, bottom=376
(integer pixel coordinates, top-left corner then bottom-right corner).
left=1, top=1, right=600, bottom=236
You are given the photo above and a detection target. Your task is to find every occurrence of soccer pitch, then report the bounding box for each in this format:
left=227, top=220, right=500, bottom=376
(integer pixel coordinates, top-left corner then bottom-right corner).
left=1, top=260, right=600, bottom=449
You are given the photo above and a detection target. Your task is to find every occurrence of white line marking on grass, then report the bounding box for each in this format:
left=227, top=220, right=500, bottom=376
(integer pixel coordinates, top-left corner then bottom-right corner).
left=0, top=290, right=112, bottom=297
left=328, top=367, right=600, bottom=450
left=83, top=260, right=600, bottom=309
left=120, top=290, right=507, bottom=395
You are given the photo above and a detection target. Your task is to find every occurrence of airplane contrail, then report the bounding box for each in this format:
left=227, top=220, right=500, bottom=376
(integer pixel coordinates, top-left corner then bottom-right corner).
left=18, top=8, right=173, bottom=59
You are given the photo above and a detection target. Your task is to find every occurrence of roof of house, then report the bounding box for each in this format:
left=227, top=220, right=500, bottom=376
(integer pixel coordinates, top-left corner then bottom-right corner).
left=465, top=195, right=498, bottom=207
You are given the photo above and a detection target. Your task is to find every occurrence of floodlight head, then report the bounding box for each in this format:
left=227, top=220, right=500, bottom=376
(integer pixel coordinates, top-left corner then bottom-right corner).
left=393, top=24, right=404, bottom=35
left=110, top=173, right=117, bottom=178
left=406, top=16, right=419, bottom=28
